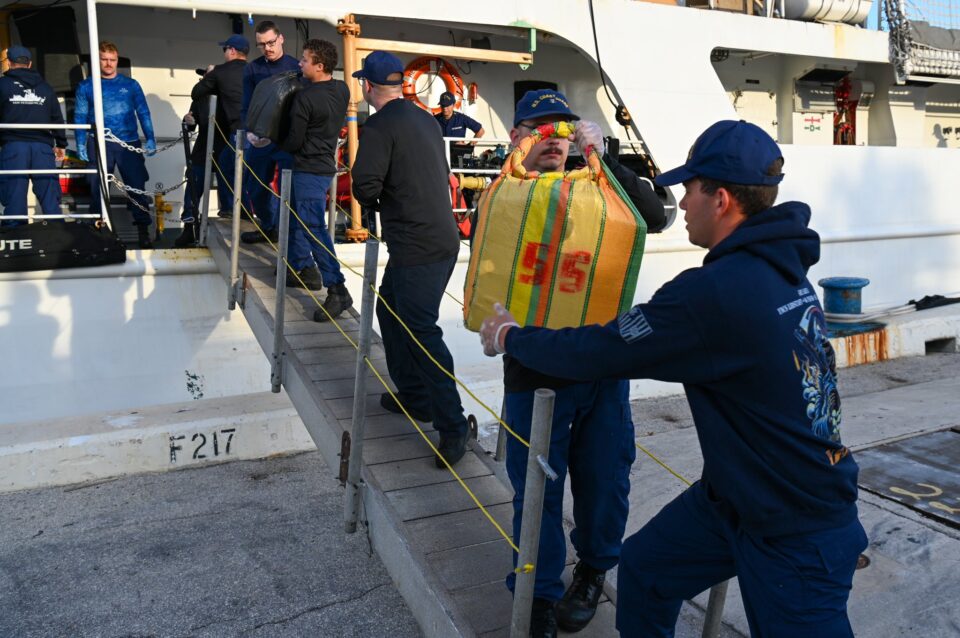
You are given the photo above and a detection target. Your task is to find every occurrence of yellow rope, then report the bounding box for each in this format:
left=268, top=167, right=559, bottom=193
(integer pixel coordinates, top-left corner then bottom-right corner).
left=211, top=154, right=523, bottom=557
left=635, top=441, right=692, bottom=487
left=213, top=120, right=530, bottom=449
left=214, top=122, right=692, bottom=492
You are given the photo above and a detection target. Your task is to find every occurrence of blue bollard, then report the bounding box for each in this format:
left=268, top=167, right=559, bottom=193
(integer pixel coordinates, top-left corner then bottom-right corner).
left=818, top=277, right=870, bottom=315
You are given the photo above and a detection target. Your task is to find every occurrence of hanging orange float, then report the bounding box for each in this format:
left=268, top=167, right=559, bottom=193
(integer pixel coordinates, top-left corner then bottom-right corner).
left=402, top=56, right=464, bottom=115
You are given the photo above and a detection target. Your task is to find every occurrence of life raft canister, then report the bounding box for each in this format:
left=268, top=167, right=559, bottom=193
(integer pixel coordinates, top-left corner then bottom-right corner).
left=402, top=56, right=464, bottom=115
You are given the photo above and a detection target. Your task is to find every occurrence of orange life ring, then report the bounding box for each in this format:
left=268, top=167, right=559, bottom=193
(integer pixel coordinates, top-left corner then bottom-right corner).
left=402, top=56, right=464, bottom=115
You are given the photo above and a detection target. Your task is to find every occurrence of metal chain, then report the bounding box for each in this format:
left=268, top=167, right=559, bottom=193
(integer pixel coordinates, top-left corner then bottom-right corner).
left=103, top=128, right=194, bottom=155
left=109, top=174, right=187, bottom=197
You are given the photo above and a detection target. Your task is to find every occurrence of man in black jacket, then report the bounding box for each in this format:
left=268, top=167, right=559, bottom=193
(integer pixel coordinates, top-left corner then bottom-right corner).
left=279, top=39, right=351, bottom=320
left=351, top=51, right=470, bottom=468
left=190, top=34, right=247, bottom=224
left=0, top=46, right=66, bottom=226
left=489, top=89, right=666, bottom=638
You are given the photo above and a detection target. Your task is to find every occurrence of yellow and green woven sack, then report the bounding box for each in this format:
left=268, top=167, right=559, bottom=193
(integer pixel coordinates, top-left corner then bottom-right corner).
left=464, top=121, right=647, bottom=332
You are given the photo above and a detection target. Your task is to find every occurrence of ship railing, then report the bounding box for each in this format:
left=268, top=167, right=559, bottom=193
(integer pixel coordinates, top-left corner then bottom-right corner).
left=0, top=123, right=102, bottom=222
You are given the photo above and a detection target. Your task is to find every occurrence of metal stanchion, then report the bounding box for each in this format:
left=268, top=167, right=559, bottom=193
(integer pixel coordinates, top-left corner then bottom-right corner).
left=510, top=388, right=556, bottom=638
left=198, top=94, right=218, bottom=246
left=701, top=580, right=729, bottom=638
left=229, top=129, right=244, bottom=310
left=344, top=239, right=380, bottom=533
left=494, top=399, right=508, bottom=462
left=270, top=169, right=292, bottom=393
left=327, top=172, right=338, bottom=246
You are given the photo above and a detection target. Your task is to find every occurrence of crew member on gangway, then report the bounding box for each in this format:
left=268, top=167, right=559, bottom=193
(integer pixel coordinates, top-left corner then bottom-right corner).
left=487, top=89, right=665, bottom=638
left=0, top=45, right=66, bottom=227
left=480, top=120, right=867, bottom=638
left=75, top=41, right=157, bottom=248
left=238, top=21, right=299, bottom=245
left=278, top=38, right=352, bottom=320
left=351, top=51, right=471, bottom=469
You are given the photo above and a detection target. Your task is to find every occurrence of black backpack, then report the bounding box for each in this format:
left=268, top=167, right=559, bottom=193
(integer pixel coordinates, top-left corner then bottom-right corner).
left=245, top=71, right=303, bottom=141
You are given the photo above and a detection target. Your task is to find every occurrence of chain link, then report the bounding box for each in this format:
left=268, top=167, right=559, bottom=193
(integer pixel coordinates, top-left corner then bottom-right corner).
left=103, top=128, right=194, bottom=155
left=107, top=175, right=188, bottom=214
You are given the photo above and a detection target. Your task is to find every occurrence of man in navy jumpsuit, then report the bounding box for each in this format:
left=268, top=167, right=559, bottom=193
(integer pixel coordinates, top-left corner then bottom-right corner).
left=480, top=120, right=868, bottom=638
left=75, top=41, right=156, bottom=248
left=0, top=46, right=66, bottom=226
left=238, top=21, right=300, bottom=244
left=435, top=91, right=483, bottom=209
left=496, top=90, right=666, bottom=637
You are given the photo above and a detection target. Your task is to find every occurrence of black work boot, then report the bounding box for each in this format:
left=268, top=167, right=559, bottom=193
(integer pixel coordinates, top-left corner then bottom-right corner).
left=241, top=227, right=278, bottom=244
left=313, top=283, right=353, bottom=323
left=530, top=598, right=558, bottom=638
left=434, top=431, right=468, bottom=468
left=136, top=224, right=153, bottom=249
left=379, top=393, right=432, bottom=422
left=287, top=265, right=324, bottom=290
left=556, top=561, right=605, bottom=632
left=173, top=222, right=198, bottom=248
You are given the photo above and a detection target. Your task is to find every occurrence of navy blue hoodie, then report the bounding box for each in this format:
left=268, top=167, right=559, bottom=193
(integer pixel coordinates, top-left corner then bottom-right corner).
left=0, top=68, right=66, bottom=148
left=505, top=202, right=859, bottom=537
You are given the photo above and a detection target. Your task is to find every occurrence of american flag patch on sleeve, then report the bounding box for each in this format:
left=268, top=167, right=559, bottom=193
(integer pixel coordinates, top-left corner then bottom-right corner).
left=618, top=307, right=653, bottom=343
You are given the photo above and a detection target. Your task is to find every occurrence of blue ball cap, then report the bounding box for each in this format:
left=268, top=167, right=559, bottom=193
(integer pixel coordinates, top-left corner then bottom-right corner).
left=6, top=45, right=31, bottom=63
left=513, top=89, right=580, bottom=128
left=438, top=91, right=456, bottom=107
left=655, top=120, right=784, bottom=187
left=218, top=35, right=250, bottom=54
left=352, top=51, right=404, bottom=86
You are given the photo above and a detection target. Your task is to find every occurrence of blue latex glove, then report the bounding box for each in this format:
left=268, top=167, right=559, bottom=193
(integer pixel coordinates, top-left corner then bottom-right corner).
left=78, top=145, right=89, bottom=162
left=145, top=139, right=157, bottom=156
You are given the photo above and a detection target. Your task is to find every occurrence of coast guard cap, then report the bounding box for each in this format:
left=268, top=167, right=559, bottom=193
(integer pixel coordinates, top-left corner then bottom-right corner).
left=6, top=45, right=31, bottom=63
left=438, top=91, right=456, bottom=107
left=655, top=120, right=784, bottom=187
left=513, top=89, right=580, bottom=127
left=218, top=35, right=250, bottom=54
left=352, top=51, right=404, bottom=86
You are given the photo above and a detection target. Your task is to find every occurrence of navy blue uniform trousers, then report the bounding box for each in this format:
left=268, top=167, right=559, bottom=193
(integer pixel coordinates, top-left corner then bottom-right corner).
left=376, top=255, right=467, bottom=437
left=617, top=481, right=868, bottom=637
left=216, top=144, right=235, bottom=214
left=243, top=141, right=292, bottom=232
left=0, top=141, right=61, bottom=226
left=289, top=172, right=344, bottom=285
left=87, top=139, right=151, bottom=226
left=505, top=379, right=635, bottom=601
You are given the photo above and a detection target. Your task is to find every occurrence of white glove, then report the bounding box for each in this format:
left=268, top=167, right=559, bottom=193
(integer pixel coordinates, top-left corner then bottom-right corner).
left=479, top=303, right=519, bottom=357
left=570, top=120, right=605, bottom=157
left=246, top=131, right=271, bottom=148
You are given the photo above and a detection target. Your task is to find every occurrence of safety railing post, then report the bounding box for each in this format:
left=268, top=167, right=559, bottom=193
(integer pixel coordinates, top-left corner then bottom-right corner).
left=494, top=399, right=508, bottom=462
left=344, top=238, right=380, bottom=533
left=510, top=388, right=556, bottom=638
left=327, top=171, right=338, bottom=246
left=270, top=169, right=292, bottom=393
left=198, top=94, right=217, bottom=247
left=229, top=129, right=244, bottom=310
left=701, top=580, right=729, bottom=638
left=85, top=0, right=111, bottom=230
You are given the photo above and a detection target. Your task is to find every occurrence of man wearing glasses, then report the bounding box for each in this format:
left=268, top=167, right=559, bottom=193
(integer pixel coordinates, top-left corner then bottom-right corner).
left=177, top=34, right=248, bottom=246
left=490, top=90, right=666, bottom=637
left=239, top=20, right=299, bottom=244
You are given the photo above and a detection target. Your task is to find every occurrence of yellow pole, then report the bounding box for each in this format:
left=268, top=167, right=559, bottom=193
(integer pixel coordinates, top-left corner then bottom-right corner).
left=337, top=14, right=367, bottom=242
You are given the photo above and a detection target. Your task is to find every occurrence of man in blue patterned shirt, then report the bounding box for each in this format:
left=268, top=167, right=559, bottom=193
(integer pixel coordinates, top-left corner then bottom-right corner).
left=75, top=40, right=156, bottom=248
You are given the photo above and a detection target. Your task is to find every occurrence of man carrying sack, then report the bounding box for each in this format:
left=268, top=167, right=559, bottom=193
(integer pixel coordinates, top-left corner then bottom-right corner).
left=472, top=90, right=666, bottom=637
left=480, top=120, right=867, bottom=638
